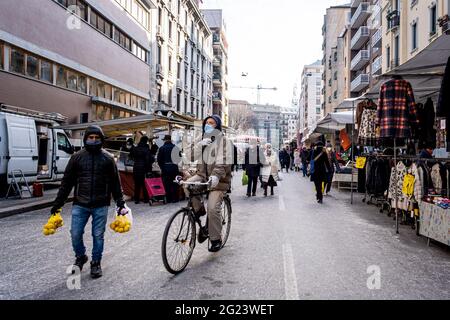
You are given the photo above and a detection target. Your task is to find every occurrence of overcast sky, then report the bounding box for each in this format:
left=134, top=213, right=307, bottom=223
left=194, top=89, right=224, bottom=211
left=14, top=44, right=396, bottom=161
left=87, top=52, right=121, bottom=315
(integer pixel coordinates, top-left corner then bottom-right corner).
left=200, top=0, right=350, bottom=107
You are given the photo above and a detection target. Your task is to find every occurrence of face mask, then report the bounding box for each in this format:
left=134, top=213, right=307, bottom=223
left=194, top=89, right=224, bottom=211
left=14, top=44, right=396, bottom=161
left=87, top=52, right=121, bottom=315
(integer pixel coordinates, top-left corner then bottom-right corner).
left=85, top=140, right=102, bottom=153
left=204, top=124, right=215, bottom=134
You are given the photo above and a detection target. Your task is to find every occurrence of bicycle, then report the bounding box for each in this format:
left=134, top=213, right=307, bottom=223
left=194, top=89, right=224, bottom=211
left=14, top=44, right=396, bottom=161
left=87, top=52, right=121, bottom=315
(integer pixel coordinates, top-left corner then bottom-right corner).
left=161, top=177, right=232, bottom=274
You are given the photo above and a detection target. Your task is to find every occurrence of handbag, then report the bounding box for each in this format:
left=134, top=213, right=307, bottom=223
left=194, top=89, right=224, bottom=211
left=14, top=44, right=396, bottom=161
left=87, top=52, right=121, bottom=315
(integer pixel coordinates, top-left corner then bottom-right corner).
left=242, top=172, right=249, bottom=186
left=309, top=151, right=325, bottom=176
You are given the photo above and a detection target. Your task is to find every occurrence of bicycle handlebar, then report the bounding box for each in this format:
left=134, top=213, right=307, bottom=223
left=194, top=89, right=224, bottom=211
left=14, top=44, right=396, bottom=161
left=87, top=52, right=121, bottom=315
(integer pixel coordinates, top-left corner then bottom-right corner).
left=174, top=176, right=213, bottom=186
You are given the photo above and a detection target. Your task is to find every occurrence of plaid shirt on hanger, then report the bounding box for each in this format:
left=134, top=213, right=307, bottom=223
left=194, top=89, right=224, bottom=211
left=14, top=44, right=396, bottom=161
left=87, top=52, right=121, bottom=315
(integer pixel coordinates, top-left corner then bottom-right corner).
left=376, top=79, right=419, bottom=138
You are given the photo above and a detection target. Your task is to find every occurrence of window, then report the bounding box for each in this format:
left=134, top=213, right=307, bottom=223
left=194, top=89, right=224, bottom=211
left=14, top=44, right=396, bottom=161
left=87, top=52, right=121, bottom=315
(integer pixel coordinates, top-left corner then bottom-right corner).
left=97, top=82, right=105, bottom=98
left=78, top=75, right=87, bottom=93
left=90, top=9, right=98, bottom=28
left=104, top=84, right=112, bottom=100
left=131, top=94, right=137, bottom=108
left=90, top=79, right=98, bottom=96
left=430, top=5, right=437, bottom=35
left=40, top=60, right=53, bottom=83
left=387, top=45, right=391, bottom=69
left=56, top=66, right=68, bottom=87
left=412, top=22, right=418, bottom=50
left=10, top=48, right=25, bottom=74
left=57, top=133, right=73, bottom=153
left=0, top=43, right=3, bottom=70
left=26, top=55, right=39, bottom=79
left=67, top=70, right=78, bottom=90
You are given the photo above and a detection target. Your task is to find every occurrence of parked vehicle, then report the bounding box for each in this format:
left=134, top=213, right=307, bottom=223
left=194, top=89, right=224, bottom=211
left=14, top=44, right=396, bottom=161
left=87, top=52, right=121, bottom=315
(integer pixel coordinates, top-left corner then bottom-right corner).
left=0, top=104, right=74, bottom=196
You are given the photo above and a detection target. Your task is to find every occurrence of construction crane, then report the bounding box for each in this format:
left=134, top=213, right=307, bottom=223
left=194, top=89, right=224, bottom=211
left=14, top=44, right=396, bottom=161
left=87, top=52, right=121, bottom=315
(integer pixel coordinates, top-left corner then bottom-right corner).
left=232, top=85, right=277, bottom=104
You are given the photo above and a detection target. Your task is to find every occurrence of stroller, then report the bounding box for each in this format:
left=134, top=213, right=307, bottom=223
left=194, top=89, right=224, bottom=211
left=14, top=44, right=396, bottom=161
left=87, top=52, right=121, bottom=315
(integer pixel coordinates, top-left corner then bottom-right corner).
left=145, top=172, right=167, bottom=206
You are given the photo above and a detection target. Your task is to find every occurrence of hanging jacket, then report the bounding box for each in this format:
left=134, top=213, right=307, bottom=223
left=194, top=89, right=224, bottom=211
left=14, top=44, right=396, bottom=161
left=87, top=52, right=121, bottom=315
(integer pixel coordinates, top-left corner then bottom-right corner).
left=388, top=161, right=408, bottom=210
left=411, top=163, right=423, bottom=204
left=437, top=57, right=450, bottom=151
left=376, top=78, right=419, bottom=138
left=431, top=163, right=442, bottom=194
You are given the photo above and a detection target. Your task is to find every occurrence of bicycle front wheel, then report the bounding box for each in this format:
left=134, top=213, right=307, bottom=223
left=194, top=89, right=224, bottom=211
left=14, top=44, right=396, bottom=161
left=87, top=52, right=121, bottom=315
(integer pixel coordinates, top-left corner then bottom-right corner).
left=161, top=209, right=196, bottom=274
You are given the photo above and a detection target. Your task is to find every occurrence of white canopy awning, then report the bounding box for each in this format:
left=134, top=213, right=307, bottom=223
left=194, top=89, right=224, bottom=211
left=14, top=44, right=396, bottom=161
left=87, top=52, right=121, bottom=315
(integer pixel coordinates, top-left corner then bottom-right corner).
left=315, top=110, right=355, bottom=133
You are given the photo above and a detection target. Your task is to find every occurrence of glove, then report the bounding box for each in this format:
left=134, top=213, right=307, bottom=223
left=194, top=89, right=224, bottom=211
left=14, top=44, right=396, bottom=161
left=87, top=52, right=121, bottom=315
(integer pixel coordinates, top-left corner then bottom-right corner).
left=199, top=138, right=213, bottom=146
left=210, top=176, right=219, bottom=188
left=50, top=207, right=61, bottom=215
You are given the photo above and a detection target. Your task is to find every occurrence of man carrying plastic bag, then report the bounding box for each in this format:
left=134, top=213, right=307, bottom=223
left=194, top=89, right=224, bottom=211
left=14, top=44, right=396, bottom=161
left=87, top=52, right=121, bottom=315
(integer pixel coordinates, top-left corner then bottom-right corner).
left=50, top=125, right=127, bottom=279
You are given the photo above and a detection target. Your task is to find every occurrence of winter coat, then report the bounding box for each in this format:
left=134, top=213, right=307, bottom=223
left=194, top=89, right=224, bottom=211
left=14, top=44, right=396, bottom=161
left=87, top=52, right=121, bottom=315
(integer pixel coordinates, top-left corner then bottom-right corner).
left=52, top=149, right=125, bottom=210
left=157, top=141, right=181, bottom=176
left=261, top=151, right=280, bottom=183
left=194, top=133, right=233, bottom=192
left=437, top=57, right=450, bottom=150
left=416, top=98, right=436, bottom=148
left=279, top=150, right=290, bottom=166
left=300, top=149, right=309, bottom=163
left=376, top=78, right=419, bottom=138
left=310, top=147, right=331, bottom=182
left=244, top=146, right=263, bottom=177
left=130, top=143, right=153, bottom=177
left=327, top=151, right=341, bottom=174
left=388, top=161, right=408, bottom=210
left=294, top=151, right=301, bottom=165
left=410, top=163, right=423, bottom=205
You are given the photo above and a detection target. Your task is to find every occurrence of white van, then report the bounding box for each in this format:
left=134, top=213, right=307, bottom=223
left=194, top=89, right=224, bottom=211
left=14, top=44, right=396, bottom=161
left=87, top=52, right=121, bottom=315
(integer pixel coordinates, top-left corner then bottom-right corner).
left=0, top=105, right=74, bottom=195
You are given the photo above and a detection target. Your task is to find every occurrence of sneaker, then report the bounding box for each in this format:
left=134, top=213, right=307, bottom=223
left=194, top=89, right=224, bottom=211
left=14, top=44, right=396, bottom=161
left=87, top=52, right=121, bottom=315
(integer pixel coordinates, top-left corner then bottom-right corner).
left=246, top=193, right=251, bottom=197
left=72, top=255, right=88, bottom=274
left=198, top=226, right=209, bottom=244
left=90, top=261, right=102, bottom=279
left=209, top=239, right=223, bottom=252
left=252, top=193, right=256, bottom=197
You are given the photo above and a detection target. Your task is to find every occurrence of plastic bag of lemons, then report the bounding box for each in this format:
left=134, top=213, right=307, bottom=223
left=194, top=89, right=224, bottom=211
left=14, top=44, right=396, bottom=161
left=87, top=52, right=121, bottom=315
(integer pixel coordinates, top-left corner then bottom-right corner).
left=42, top=209, right=64, bottom=236
left=110, top=205, right=133, bottom=234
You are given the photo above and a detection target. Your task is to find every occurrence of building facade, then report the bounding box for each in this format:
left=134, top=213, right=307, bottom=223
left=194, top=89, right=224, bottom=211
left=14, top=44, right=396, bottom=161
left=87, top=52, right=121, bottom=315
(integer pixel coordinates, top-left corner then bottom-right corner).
left=202, top=9, right=229, bottom=126
left=280, top=106, right=299, bottom=144
left=322, top=4, right=351, bottom=115
left=0, top=0, right=156, bottom=126
left=154, top=0, right=213, bottom=120
left=250, top=104, right=282, bottom=148
left=299, top=61, right=324, bottom=136
left=348, top=0, right=383, bottom=98
left=382, top=0, right=449, bottom=73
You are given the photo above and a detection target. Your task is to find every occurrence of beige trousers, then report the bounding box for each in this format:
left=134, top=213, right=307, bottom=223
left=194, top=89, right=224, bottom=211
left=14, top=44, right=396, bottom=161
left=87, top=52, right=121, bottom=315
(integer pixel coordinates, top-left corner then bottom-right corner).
left=184, top=175, right=224, bottom=241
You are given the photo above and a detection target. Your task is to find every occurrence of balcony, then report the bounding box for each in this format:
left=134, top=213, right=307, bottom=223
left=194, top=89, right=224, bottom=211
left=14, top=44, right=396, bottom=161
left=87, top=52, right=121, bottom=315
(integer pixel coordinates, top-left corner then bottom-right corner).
left=351, top=73, right=369, bottom=92
left=351, top=26, right=370, bottom=50
left=176, top=79, right=183, bottom=90
left=212, top=73, right=222, bottom=86
left=190, top=61, right=196, bottom=71
left=156, top=25, right=165, bottom=40
left=177, top=47, right=183, bottom=58
left=351, top=3, right=370, bottom=29
left=350, top=49, right=370, bottom=71
left=351, top=0, right=363, bottom=8
left=213, top=57, right=222, bottom=66
left=387, top=10, right=400, bottom=31
left=190, top=88, right=196, bottom=97
left=372, top=56, right=382, bottom=75
left=156, top=64, right=165, bottom=78
left=439, top=15, right=450, bottom=34
left=212, top=92, right=222, bottom=103
left=372, top=27, right=382, bottom=48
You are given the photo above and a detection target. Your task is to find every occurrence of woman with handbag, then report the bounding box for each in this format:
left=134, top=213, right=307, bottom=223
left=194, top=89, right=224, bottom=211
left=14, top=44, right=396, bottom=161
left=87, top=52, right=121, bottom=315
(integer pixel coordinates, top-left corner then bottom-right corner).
left=310, top=141, right=331, bottom=204
left=261, top=143, right=280, bottom=197
left=244, top=141, right=263, bottom=197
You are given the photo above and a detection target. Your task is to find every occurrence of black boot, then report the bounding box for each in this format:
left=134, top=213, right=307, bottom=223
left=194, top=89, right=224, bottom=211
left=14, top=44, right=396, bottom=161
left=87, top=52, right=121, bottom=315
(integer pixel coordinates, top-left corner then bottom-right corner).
left=271, top=188, right=274, bottom=196
left=209, top=239, right=223, bottom=252
left=90, top=261, right=102, bottom=279
left=72, top=255, right=88, bottom=273
left=198, top=226, right=209, bottom=244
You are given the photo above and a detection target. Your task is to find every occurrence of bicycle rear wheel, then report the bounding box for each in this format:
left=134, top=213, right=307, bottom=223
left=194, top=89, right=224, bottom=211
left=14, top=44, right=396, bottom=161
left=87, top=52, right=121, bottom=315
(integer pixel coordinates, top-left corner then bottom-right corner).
left=161, top=209, right=196, bottom=274
left=220, top=197, right=232, bottom=248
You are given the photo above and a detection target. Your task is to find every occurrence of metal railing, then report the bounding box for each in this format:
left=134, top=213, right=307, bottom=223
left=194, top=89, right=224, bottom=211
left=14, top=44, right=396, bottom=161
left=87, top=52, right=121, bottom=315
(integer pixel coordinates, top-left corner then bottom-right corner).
left=351, top=73, right=369, bottom=92
left=351, top=49, right=370, bottom=70
left=372, top=27, right=382, bottom=47
left=372, top=56, right=382, bottom=75
left=351, top=2, right=370, bottom=28
left=351, top=26, right=370, bottom=49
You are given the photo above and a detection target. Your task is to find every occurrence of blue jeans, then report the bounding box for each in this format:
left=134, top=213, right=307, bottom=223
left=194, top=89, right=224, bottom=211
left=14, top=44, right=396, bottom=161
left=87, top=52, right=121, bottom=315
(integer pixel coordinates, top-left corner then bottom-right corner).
left=301, top=162, right=308, bottom=177
left=71, top=205, right=109, bottom=262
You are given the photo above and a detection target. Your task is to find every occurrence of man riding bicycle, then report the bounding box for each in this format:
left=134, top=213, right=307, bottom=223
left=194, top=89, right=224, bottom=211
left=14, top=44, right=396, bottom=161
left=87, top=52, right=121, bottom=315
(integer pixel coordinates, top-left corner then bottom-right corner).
left=184, top=115, right=232, bottom=252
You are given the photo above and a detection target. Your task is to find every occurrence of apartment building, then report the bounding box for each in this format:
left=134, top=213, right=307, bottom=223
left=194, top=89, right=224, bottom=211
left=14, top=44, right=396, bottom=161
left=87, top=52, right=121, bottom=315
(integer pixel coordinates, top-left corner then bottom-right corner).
left=348, top=0, right=383, bottom=98
left=250, top=104, right=282, bottom=148
left=382, top=0, right=449, bottom=73
left=202, top=10, right=229, bottom=126
left=0, top=0, right=155, bottom=126
left=322, top=4, right=351, bottom=115
left=154, top=0, right=213, bottom=120
left=299, top=61, right=324, bottom=136
left=280, top=107, right=299, bottom=144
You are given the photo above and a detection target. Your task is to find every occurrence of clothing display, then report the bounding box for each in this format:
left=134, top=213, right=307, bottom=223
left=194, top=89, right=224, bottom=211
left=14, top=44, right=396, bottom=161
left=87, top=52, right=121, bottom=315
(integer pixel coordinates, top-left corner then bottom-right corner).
left=416, top=98, right=437, bottom=149
left=437, top=56, right=450, bottom=151
left=377, top=78, right=419, bottom=139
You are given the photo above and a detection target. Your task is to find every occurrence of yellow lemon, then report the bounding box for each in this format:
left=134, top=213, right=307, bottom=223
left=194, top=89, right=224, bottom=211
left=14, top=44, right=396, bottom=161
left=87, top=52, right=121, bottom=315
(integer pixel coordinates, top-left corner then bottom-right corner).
left=43, top=229, right=50, bottom=236
left=124, top=226, right=130, bottom=232
left=118, top=228, right=124, bottom=233
left=49, top=229, right=55, bottom=235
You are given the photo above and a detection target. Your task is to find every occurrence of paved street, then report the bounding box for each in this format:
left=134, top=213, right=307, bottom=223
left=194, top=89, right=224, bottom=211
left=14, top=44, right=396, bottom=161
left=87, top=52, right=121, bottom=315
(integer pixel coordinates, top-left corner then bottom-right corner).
left=0, top=171, right=449, bottom=300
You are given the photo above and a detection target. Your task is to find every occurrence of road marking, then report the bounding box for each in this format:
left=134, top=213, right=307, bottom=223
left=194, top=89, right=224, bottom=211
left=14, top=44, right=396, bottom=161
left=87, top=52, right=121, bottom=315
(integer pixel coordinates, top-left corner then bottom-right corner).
left=282, top=243, right=299, bottom=300
left=279, top=195, right=286, bottom=211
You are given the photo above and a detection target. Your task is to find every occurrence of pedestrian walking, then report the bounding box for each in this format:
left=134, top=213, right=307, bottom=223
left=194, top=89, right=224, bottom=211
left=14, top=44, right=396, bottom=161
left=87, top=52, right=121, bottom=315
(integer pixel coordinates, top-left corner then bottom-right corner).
left=244, top=140, right=263, bottom=197
left=157, top=135, right=181, bottom=203
left=120, top=138, right=134, bottom=167
left=130, top=136, right=153, bottom=204
left=324, top=144, right=341, bottom=196
left=310, top=141, right=331, bottom=204
left=289, top=147, right=295, bottom=171
left=50, top=125, right=126, bottom=279
left=293, top=149, right=301, bottom=172
left=279, top=147, right=290, bottom=173
left=261, top=143, right=280, bottom=197
left=300, top=147, right=309, bottom=177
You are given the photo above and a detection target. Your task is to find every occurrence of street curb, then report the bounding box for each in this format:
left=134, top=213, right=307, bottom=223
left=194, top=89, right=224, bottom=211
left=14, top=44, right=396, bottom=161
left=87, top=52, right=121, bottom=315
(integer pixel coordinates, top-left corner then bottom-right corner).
left=0, top=197, right=74, bottom=219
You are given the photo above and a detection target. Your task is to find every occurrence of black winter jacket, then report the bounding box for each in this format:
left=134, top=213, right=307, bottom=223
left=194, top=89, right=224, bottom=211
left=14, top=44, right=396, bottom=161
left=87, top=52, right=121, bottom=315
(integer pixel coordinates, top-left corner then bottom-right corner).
left=157, top=142, right=181, bottom=175
left=310, top=147, right=331, bottom=182
left=52, top=149, right=125, bottom=211
left=244, top=146, right=263, bottom=177
left=130, top=143, right=153, bottom=177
